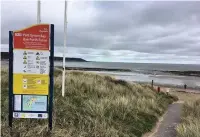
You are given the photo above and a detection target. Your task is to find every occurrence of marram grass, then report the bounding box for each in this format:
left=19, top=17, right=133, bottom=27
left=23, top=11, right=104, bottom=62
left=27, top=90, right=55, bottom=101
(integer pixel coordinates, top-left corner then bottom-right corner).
left=1, top=68, right=177, bottom=137
left=176, top=99, right=200, bottom=137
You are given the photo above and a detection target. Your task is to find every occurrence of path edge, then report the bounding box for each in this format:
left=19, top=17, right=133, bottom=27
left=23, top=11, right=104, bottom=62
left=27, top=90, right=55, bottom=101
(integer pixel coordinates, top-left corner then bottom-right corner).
left=142, top=101, right=183, bottom=137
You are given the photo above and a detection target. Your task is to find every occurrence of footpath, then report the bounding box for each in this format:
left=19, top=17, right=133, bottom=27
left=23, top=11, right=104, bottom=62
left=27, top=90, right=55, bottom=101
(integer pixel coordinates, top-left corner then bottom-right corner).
left=144, top=102, right=183, bottom=137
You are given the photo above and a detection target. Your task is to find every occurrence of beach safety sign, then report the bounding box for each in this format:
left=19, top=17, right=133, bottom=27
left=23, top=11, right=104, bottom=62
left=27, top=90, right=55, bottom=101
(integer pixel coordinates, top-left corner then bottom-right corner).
left=9, top=24, right=54, bottom=129
left=13, top=50, right=50, bottom=95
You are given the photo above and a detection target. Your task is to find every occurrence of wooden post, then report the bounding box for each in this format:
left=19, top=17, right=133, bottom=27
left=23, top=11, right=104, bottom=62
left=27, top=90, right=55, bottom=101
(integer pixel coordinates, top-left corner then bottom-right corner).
left=151, top=80, right=154, bottom=89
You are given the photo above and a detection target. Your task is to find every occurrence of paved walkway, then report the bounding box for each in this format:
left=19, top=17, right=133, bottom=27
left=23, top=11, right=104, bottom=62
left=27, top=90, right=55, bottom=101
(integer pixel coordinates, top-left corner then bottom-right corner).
left=152, top=102, right=183, bottom=137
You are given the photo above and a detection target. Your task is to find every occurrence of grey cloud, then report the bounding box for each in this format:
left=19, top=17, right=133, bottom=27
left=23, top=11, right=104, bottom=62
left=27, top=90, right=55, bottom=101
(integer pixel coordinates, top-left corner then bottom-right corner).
left=1, top=17, right=35, bottom=43
left=1, top=1, right=200, bottom=63
left=139, top=1, right=200, bottom=26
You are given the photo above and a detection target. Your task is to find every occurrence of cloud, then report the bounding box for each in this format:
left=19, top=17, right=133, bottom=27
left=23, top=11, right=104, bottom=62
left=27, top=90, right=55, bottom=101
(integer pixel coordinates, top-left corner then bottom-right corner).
left=1, top=1, right=200, bottom=64
left=138, top=1, right=200, bottom=26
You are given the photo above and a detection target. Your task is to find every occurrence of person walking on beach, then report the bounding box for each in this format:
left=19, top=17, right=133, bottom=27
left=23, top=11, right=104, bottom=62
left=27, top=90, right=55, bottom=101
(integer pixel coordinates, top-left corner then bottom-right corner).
left=184, top=84, right=187, bottom=90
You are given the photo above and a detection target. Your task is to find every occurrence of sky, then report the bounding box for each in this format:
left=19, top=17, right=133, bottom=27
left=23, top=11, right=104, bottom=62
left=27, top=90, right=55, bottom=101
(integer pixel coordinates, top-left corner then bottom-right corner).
left=1, top=0, right=200, bottom=64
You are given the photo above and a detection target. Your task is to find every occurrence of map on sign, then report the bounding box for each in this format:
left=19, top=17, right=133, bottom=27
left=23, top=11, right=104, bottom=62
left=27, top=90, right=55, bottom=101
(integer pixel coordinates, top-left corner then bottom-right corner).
left=23, top=95, right=47, bottom=111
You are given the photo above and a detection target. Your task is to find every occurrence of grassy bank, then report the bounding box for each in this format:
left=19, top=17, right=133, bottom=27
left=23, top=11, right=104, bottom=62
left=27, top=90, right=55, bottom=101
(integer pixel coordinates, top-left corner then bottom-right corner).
left=1, top=68, right=177, bottom=137
left=176, top=99, right=200, bottom=137
left=170, top=91, right=200, bottom=102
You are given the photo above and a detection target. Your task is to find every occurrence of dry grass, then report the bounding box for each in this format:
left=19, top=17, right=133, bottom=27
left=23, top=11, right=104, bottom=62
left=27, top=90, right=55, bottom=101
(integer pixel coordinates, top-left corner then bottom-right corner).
left=147, top=81, right=200, bottom=137
left=166, top=88, right=200, bottom=137
left=1, top=68, right=177, bottom=137
left=176, top=99, right=200, bottom=137
left=168, top=90, right=200, bottom=137
left=169, top=91, right=200, bottom=102
left=171, top=87, right=200, bottom=137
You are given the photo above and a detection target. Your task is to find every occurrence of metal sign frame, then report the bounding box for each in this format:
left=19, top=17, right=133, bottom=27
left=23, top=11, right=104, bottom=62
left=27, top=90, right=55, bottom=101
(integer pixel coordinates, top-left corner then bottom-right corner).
left=8, top=24, right=54, bottom=130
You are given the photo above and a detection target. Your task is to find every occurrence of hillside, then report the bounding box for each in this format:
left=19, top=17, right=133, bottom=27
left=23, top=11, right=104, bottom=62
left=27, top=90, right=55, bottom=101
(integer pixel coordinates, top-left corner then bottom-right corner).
left=1, top=52, right=87, bottom=62
left=1, top=67, right=177, bottom=137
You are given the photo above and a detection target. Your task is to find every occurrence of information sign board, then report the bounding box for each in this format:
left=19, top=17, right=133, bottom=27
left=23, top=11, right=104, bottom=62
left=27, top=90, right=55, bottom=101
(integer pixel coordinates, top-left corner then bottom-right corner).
left=9, top=24, right=54, bottom=130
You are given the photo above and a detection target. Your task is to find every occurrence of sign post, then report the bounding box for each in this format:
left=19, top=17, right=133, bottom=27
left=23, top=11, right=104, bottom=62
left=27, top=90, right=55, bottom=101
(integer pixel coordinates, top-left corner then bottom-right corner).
left=8, top=24, right=54, bottom=130
left=62, top=0, right=68, bottom=97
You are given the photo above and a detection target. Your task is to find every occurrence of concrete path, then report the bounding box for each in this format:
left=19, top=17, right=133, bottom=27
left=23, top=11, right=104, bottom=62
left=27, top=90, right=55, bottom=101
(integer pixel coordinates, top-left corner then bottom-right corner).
left=152, top=102, right=183, bottom=137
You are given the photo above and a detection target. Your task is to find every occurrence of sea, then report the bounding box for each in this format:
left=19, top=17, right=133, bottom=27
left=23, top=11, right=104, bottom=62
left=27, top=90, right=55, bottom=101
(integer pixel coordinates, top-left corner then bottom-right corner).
left=1, top=60, right=199, bottom=89
left=55, top=61, right=200, bottom=89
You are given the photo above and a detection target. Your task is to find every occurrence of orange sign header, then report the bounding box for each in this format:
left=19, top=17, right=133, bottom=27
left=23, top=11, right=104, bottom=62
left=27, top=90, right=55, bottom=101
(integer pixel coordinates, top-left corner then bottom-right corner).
left=13, top=24, right=50, bottom=50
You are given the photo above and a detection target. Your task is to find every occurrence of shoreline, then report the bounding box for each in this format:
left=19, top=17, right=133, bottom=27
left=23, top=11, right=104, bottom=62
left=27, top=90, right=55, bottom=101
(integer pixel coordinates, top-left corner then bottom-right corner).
left=57, top=66, right=200, bottom=77
left=57, top=66, right=132, bottom=72
left=137, top=82, right=200, bottom=93
left=136, top=81, right=200, bottom=90
left=1, top=60, right=200, bottom=77
left=1, top=61, right=200, bottom=92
